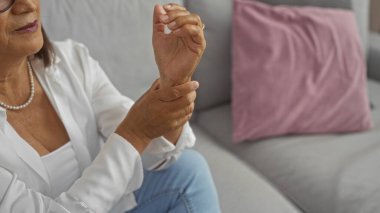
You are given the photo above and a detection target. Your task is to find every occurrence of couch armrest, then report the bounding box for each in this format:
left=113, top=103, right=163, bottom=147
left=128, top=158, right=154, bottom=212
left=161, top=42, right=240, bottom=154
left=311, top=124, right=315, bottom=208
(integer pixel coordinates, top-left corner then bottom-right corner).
left=368, top=33, right=380, bottom=81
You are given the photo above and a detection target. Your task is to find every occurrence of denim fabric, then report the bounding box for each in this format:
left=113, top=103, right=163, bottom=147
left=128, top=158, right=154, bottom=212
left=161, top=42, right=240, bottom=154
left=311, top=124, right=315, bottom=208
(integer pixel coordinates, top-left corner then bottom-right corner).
left=127, top=149, right=221, bottom=213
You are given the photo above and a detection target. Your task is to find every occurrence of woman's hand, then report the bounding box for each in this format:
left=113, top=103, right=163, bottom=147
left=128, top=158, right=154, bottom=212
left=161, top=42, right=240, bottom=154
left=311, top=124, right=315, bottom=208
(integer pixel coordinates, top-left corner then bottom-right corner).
left=116, top=80, right=199, bottom=153
left=152, top=4, right=206, bottom=88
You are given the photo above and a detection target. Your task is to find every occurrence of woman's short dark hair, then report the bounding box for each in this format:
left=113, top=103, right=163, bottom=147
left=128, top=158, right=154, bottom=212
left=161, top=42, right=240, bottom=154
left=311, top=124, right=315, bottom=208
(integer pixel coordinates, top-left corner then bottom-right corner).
left=35, top=26, right=55, bottom=67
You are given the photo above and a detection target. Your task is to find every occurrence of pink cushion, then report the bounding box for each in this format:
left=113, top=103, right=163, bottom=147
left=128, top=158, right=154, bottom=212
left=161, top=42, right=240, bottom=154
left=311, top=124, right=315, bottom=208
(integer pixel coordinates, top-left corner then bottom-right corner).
left=232, top=0, right=372, bottom=143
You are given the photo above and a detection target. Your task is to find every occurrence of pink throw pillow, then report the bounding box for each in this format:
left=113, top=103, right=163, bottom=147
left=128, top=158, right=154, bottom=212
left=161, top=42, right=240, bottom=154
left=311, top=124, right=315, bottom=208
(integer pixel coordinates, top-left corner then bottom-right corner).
left=232, top=0, right=372, bottom=143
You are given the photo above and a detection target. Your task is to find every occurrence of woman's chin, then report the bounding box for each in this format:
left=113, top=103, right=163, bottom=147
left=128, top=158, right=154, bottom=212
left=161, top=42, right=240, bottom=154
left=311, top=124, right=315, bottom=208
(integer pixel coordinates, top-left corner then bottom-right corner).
left=12, top=31, right=44, bottom=57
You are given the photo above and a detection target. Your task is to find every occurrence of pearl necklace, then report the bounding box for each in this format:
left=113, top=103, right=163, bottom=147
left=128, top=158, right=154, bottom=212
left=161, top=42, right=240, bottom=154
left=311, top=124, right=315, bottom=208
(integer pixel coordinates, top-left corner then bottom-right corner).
left=0, top=60, right=35, bottom=111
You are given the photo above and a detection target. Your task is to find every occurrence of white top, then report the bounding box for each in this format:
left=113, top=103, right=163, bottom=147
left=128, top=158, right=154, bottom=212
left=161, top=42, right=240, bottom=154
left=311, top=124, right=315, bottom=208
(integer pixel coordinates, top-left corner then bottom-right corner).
left=41, top=142, right=81, bottom=198
left=0, top=39, right=196, bottom=213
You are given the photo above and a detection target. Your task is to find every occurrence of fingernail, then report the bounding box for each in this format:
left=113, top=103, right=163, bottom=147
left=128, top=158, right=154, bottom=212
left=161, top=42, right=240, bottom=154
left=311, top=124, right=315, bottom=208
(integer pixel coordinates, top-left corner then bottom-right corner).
left=160, top=15, right=169, bottom=22
left=159, top=5, right=167, bottom=15
left=193, top=81, right=199, bottom=89
left=164, top=4, right=172, bottom=9
left=168, top=21, right=176, bottom=29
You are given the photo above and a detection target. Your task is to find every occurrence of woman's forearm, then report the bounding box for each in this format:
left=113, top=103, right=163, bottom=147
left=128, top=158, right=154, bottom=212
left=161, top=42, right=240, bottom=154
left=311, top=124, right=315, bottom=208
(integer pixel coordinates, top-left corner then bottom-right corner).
left=159, top=78, right=191, bottom=145
left=163, top=126, right=184, bottom=145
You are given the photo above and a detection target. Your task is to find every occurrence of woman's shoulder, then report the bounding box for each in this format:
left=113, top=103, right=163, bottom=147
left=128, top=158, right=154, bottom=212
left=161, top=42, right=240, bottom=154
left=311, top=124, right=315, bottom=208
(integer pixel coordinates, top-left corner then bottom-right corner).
left=50, top=39, right=96, bottom=95
left=52, top=39, right=91, bottom=65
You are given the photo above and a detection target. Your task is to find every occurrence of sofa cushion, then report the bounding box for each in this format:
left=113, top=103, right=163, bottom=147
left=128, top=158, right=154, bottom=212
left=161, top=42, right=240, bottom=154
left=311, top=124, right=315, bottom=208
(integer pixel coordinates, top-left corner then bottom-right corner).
left=231, top=0, right=371, bottom=143
left=41, top=0, right=183, bottom=101
left=191, top=124, right=301, bottom=213
left=188, top=0, right=369, bottom=111
left=260, top=0, right=369, bottom=55
left=196, top=79, right=380, bottom=213
left=186, top=0, right=233, bottom=111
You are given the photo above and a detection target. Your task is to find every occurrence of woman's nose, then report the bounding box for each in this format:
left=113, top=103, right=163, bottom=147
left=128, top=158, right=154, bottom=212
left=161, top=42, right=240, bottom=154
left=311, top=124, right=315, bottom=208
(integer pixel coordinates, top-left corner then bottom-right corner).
left=11, top=0, right=37, bottom=15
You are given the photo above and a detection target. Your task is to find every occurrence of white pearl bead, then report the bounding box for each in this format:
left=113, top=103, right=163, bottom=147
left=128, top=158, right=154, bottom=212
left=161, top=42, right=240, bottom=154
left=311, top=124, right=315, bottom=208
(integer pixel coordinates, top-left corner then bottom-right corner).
left=0, top=60, right=35, bottom=111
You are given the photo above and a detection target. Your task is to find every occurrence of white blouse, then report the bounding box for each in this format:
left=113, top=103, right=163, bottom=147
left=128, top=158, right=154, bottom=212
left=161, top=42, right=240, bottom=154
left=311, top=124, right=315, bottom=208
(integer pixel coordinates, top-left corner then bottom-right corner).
left=0, top=39, right=196, bottom=213
left=41, top=142, right=81, bottom=199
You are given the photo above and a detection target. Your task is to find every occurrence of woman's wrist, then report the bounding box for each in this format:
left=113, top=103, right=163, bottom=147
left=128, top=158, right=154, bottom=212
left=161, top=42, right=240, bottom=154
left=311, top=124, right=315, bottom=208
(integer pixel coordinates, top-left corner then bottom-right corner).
left=158, top=77, right=192, bottom=144
left=159, top=75, right=192, bottom=88
left=163, top=126, right=184, bottom=145
left=115, top=126, right=151, bottom=153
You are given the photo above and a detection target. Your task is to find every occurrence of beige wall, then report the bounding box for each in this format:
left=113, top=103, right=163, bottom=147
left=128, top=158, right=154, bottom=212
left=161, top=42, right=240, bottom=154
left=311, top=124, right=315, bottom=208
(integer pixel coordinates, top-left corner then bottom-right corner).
left=371, top=0, right=380, bottom=32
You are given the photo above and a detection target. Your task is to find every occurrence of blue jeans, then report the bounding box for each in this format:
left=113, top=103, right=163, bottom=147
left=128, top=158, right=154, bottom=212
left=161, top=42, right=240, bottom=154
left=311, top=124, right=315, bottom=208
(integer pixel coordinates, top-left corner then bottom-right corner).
left=126, top=149, right=221, bottom=213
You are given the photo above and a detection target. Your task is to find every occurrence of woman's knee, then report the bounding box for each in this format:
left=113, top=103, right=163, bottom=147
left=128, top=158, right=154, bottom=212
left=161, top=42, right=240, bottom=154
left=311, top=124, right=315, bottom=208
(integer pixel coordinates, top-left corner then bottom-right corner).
left=172, top=150, right=221, bottom=212
left=165, top=149, right=216, bottom=191
left=139, top=149, right=221, bottom=212
left=171, top=149, right=210, bottom=176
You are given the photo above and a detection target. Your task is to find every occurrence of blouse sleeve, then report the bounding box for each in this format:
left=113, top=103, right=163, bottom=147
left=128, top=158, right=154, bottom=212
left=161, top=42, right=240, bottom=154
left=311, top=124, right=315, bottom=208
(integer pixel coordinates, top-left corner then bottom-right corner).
left=76, top=41, right=196, bottom=171
left=0, top=133, right=143, bottom=213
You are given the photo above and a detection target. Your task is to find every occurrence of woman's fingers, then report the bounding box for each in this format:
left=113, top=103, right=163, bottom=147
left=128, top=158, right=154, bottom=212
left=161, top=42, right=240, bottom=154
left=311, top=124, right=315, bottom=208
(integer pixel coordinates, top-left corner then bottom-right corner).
left=159, top=10, right=190, bottom=24
left=163, top=3, right=187, bottom=11
left=173, top=24, right=205, bottom=46
left=167, top=112, right=193, bottom=131
left=164, top=90, right=197, bottom=111
left=156, top=85, right=197, bottom=131
left=160, top=9, right=204, bottom=33
left=166, top=14, right=201, bottom=31
left=175, top=113, right=193, bottom=128
left=120, top=78, right=198, bottom=144
left=159, top=8, right=204, bottom=46
left=156, top=81, right=199, bottom=102
left=161, top=93, right=196, bottom=131
left=170, top=102, right=195, bottom=119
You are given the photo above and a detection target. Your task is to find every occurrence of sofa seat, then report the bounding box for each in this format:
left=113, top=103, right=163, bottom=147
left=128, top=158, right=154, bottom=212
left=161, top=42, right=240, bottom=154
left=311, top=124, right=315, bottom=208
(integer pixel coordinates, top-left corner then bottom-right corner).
left=191, top=125, right=301, bottom=213
left=195, top=79, right=380, bottom=213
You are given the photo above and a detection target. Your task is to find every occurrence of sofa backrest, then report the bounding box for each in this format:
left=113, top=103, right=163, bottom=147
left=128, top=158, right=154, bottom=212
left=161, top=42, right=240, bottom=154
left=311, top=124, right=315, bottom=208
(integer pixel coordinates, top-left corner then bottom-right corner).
left=188, top=0, right=370, bottom=111
left=41, top=0, right=183, bottom=101
left=41, top=0, right=369, bottom=110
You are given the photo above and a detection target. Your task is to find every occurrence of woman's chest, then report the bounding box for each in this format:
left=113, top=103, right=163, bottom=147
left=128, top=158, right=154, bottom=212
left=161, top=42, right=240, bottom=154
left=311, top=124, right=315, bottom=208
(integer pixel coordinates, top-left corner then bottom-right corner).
left=6, top=85, right=70, bottom=156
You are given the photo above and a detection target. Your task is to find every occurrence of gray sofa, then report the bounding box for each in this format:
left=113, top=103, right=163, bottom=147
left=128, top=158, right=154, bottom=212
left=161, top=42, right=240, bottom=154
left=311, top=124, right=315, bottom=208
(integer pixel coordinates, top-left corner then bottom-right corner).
left=41, top=0, right=380, bottom=212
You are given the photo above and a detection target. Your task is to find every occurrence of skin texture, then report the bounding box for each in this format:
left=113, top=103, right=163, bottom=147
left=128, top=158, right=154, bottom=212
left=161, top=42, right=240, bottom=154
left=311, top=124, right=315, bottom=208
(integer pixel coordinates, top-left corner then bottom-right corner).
left=0, top=0, right=70, bottom=156
left=153, top=4, right=206, bottom=88
left=0, top=1, right=206, bottom=155
left=117, top=4, right=206, bottom=153
left=152, top=4, right=206, bottom=144
left=116, top=80, right=199, bottom=153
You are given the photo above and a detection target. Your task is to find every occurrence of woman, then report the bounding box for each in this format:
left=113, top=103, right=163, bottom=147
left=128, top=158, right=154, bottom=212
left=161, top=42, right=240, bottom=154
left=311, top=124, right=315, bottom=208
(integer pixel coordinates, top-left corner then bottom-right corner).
left=0, top=0, right=221, bottom=212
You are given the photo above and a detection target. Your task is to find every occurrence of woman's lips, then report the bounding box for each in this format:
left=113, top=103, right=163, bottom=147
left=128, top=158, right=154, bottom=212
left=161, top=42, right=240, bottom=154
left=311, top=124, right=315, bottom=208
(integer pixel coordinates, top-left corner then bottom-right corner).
left=15, top=20, right=38, bottom=33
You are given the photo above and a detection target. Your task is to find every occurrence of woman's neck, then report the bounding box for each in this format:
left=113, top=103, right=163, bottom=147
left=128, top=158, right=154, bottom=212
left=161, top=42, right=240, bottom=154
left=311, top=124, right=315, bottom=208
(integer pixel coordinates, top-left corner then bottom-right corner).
left=0, top=57, right=30, bottom=104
